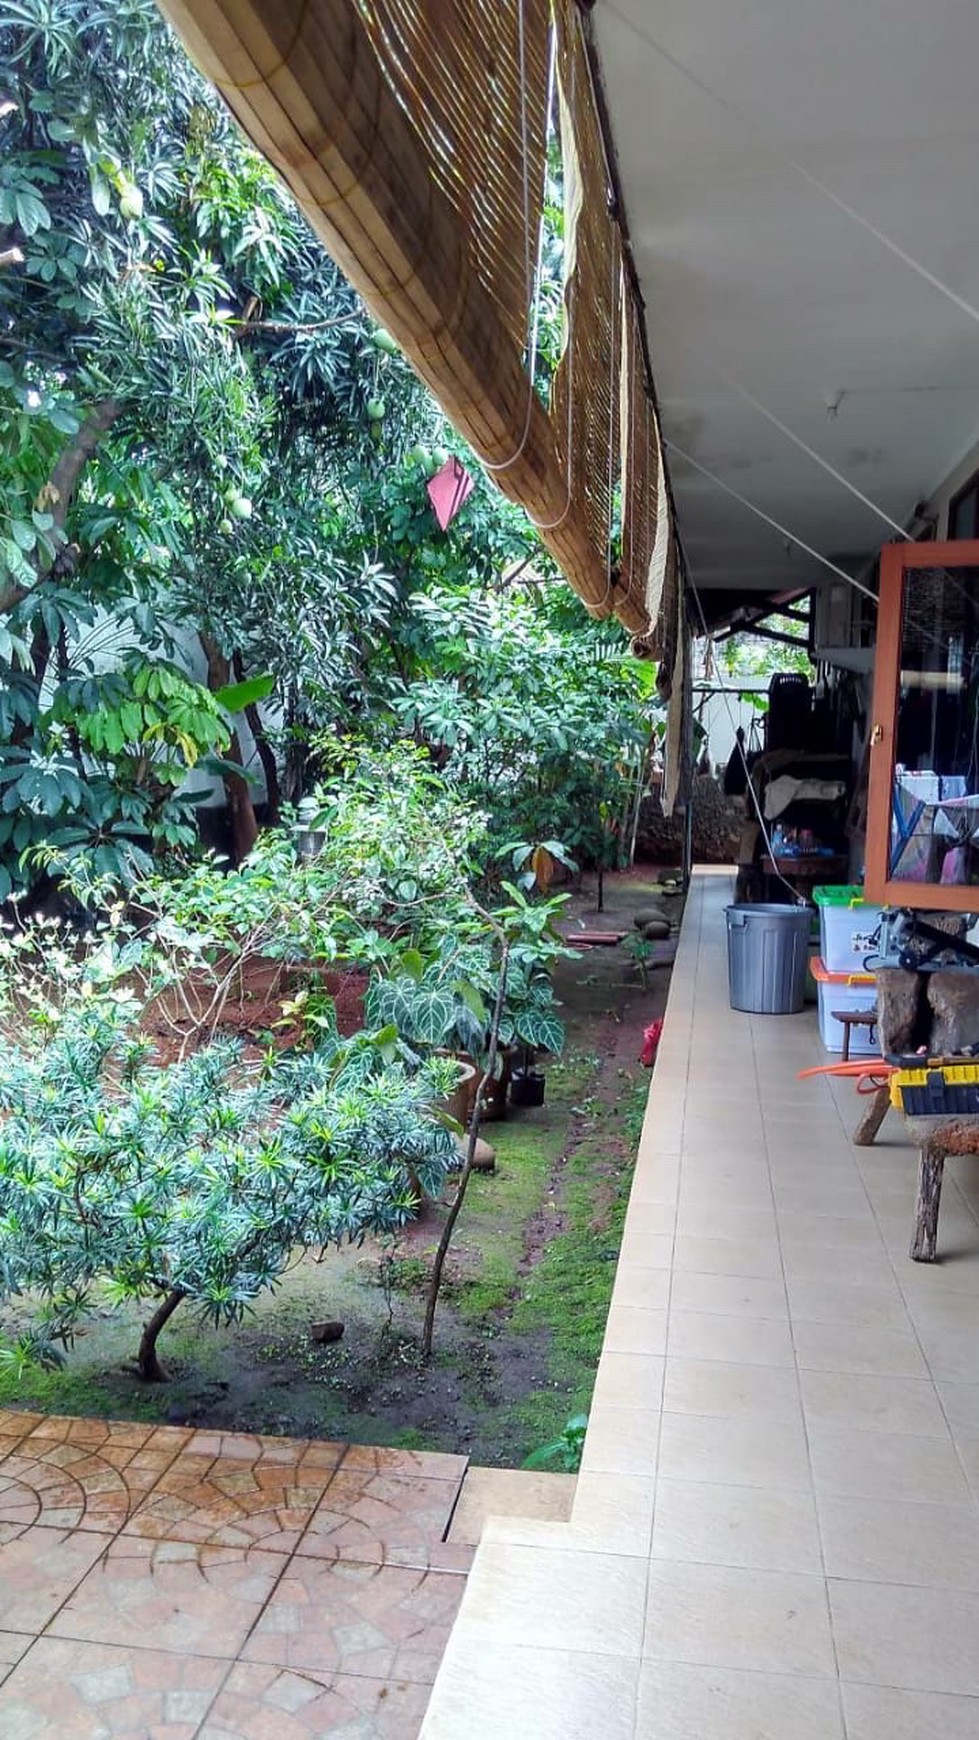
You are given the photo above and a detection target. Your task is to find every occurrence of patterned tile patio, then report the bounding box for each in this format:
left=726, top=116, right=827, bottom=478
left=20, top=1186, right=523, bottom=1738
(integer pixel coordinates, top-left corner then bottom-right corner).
left=0, top=1412, right=471, bottom=1737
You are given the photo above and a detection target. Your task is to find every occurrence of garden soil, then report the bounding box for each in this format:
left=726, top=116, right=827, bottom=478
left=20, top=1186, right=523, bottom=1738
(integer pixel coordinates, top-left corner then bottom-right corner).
left=1, top=871, right=680, bottom=1468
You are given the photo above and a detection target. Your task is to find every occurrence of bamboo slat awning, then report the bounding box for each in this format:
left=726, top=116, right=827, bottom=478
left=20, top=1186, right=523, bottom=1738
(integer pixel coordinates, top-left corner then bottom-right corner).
left=158, top=0, right=680, bottom=647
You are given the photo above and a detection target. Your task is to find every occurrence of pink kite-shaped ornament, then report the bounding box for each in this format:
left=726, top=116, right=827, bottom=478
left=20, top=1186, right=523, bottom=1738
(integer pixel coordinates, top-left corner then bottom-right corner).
left=427, top=456, right=474, bottom=530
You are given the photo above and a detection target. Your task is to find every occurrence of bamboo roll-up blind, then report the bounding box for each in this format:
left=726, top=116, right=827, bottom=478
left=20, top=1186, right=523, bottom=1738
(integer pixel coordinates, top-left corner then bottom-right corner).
left=359, top=3, right=550, bottom=356
left=551, top=0, right=621, bottom=619
left=156, top=0, right=676, bottom=643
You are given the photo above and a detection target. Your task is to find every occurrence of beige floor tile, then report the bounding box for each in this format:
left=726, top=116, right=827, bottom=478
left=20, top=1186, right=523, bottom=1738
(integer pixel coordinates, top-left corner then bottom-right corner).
left=807, top=1424, right=973, bottom=1504
left=800, top=1370, right=948, bottom=1437
left=772, top=1182, right=874, bottom=1219
left=569, top=1473, right=656, bottom=1557
left=603, top=1306, right=669, bottom=1357
left=675, top=1206, right=778, bottom=1244
left=592, top=1352, right=664, bottom=1411
left=420, top=1639, right=640, bottom=1740
left=904, top=1287, right=979, bottom=1336
left=780, top=1241, right=897, bottom=1284
left=907, top=1322, right=979, bottom=1386
left=638, top=1660, right=845, bottom=1740
left=895, top=1255, right=979, bottom=1294
left=619, top=1201, right=677, bottom=1240
left=672, top=1234, right=784, bottom=1280
left=819, top=1492, right=979, bottom=1589
left=678, top=1177, right=776, bottom=1212
left=786, top=1276, right=908, bottom=1331
left=778, top=1212, right=885, bottom=1251
left=457, top=1541, right=646, bottom=1657
left=644, top=1560, right=835, bottom=1676
left=669, top=1270, right=788, bottom=1321
left=578, top=1405, right=660, bottom=1478
left=664, top=1357, right=802, bottom=1421
left=652, top=1477, right=822, bottom=1573
left=829, top=1578, right=979, bottom=1694
left=938, top=1381, right=979, bottom=1432
left=842, top=1681, right=979, bottom=1740
left=953, top=1431, right=979, bottom=1492
left=629, top=1166, right=680, bottom=1208
left=446, top=1468, right=575, bottom=1546
left=657, top=1412, right=811, bottom=1493
left=611, top=1266, right=671, bottom=1311
left=667, top=1310, right=795, bottom=1368
left=793, top=1320, right=929, bottom=1379
left=622, top=1233, right=675, bottom=1271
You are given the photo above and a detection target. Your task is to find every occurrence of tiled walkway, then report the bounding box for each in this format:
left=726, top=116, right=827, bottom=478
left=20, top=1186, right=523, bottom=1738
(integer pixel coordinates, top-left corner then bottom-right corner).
left=422, top=869, right=979, bottom=1737
left=0, top=1414, right=471, bottom=1736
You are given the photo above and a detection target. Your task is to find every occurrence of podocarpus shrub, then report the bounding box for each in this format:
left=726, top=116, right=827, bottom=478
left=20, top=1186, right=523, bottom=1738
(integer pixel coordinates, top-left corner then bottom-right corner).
left=0, top=954, right=457, bottom=1381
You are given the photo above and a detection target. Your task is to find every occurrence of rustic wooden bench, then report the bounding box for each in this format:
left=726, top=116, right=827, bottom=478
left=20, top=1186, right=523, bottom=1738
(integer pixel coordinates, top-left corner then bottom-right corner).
left=905, top=1113, right=979, bottom=1261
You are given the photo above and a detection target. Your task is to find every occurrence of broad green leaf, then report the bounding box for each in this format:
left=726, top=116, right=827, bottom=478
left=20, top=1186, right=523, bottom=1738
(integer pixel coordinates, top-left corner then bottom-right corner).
left=213, top=673, right=276, bottom=713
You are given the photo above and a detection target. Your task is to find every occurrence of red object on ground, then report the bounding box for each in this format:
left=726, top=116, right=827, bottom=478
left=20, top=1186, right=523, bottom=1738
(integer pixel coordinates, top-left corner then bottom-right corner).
left=427, top=456, right=474, bottom=529
left=640, top=1018, right=664, bottom=1067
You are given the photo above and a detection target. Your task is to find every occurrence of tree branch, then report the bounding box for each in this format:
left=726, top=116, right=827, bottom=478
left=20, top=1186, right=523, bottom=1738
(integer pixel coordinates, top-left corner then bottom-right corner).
left=0, top=398, right=121, bottom=616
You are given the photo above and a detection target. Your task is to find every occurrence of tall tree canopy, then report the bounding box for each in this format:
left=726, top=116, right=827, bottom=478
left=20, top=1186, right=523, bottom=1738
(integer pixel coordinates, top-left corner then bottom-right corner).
left=1, top=0, right=657, bottom=899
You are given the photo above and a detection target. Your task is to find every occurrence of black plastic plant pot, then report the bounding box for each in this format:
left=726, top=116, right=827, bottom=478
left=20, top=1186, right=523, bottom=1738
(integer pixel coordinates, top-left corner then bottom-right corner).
left=510, top=1071, right=546, bottom=1108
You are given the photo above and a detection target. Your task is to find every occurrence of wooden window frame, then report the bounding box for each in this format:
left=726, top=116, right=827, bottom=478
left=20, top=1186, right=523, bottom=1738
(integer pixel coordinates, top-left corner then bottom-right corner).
left=947, top=471, right=979, bottom=542
left=865, top=537, right=979, bottom=912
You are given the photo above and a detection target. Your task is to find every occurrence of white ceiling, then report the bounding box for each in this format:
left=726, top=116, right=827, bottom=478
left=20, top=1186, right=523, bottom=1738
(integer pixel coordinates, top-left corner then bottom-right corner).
left=593, top=0, right=979, bottom=606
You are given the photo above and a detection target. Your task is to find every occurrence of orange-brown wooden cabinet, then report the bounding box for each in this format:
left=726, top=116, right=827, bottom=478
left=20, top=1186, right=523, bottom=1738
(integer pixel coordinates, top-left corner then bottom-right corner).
left=866, top=538, right=979, bottom=911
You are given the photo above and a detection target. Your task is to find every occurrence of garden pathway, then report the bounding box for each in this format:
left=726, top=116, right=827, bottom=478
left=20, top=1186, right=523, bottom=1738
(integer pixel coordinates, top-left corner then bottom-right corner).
left=0, top=1413, right=472, bottom=1737
left=421, top=869, right=979, bottom=1737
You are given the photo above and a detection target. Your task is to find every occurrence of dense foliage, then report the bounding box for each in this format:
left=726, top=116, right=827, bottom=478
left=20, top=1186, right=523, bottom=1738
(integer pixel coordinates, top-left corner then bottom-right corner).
left=0, top=918, right=457, bottom=1378
left=0, top=1, right=663, bottom=1379
left=1, top=0, right=658, bottom=903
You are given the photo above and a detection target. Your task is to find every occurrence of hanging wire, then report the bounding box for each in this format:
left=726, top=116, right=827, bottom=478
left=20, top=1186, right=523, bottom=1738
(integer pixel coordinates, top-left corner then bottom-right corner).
left=605, top=1, right=979, bottom=332
left=666, top=438, right=879, bottom=600
left=650, top=316, right=912, bottom=543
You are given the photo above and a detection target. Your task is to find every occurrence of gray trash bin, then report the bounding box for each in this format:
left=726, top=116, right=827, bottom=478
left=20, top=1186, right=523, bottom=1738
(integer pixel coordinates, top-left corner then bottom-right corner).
left=726, top=903, right=811, bottom=1014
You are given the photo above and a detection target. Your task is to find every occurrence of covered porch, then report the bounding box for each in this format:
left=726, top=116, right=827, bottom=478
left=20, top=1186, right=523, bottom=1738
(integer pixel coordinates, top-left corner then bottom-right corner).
left=422, top=870, right=979, bottom=1737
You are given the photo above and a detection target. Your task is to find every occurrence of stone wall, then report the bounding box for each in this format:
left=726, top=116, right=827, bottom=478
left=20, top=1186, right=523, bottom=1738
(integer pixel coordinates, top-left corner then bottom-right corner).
left=636, top=773, right=740, bottom=866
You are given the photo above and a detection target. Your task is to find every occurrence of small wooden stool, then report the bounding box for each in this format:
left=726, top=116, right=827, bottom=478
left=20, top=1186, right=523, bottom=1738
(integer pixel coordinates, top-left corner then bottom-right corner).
left=832, top=1007, right=878, bottom=1063
left=905, top=1113, right=979, bottom=1261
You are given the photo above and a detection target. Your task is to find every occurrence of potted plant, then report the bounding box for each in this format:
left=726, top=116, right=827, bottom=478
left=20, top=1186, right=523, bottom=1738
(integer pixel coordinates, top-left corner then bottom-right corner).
left=509, top=1042, right=546, bottom=1107
left=365, top=886, right=575, bottom=1119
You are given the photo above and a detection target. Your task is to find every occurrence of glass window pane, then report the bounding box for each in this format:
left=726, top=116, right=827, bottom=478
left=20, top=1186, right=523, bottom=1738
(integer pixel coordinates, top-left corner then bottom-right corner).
left=890, top=564, right=979, bottom=886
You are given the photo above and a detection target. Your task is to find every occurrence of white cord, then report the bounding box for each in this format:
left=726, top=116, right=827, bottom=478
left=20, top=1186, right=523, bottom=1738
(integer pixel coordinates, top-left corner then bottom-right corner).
left=666, top=438, right=879, bottom=601
left=606, top=1, right=979, bottom=332
left=652, top=318, right=912, bottom=542
left=483, top=0, right=546, bottom=476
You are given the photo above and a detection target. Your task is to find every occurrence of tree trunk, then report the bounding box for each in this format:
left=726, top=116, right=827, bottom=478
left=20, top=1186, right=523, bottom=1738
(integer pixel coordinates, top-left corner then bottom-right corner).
left=232, top=651, right=280, bottom=824
left=137, top=1288, right=187, bottom=1382
left=422, top=934, right=510, bottom=1359
left=0, top=399, right=121, bottom=615
left=200, top=634, right=259, bottom=862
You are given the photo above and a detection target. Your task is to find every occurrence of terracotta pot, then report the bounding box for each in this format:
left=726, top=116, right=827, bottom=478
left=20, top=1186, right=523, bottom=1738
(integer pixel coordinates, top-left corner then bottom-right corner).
left=431, top=1057, right=477, bottom=1128
left=459, top=1047, right=512, bottom=1122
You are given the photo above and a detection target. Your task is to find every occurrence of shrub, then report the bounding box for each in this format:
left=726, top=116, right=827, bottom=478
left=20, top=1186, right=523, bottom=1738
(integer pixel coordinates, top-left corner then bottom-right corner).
left=0, top=942, right=456, bottom=1381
